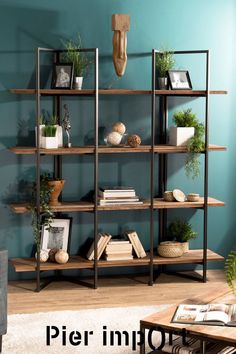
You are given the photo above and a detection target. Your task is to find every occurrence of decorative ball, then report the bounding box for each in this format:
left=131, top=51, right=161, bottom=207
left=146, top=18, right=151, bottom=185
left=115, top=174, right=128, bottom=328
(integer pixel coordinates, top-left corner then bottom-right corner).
left=48, top=248, right=59, bottom=262
left=55, top=250, right=69, bottom=264
left=112, top=121, right=126, bottom=135
left=35, top=249, right=49, bottom=263
left=106, top=131, right=122, bottom=145
left=127, top=134, right=141, bottom=148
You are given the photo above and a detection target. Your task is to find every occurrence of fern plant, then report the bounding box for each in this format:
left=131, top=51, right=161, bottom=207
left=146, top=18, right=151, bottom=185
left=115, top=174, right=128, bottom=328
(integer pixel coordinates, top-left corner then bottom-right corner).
left=225, top=249, right=236, bottom=295
left=169, top=219, right=197, bottom=242
left=173, top=108, right=205, bottom=179
left=156, top=50, right=175, bottom=77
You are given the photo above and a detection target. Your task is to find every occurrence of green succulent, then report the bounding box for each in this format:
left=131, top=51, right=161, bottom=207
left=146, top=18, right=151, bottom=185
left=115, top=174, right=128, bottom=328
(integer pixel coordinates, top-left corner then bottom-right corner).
left=169, top=219, right=197, bottom=242
left=225, top=248, right=236, bottom=296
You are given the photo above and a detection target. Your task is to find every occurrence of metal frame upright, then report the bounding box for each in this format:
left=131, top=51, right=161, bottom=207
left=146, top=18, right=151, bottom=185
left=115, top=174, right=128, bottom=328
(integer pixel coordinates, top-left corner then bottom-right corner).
left=35, top=47, right=99, bottom=292
left=151, top=49, right=210, bottom=283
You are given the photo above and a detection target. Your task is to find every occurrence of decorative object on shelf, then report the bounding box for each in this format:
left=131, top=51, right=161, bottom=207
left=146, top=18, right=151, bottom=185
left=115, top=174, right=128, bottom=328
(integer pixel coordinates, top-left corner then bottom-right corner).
left=61, top=34, right=89, bottom=89
left=41, top=217, right=72, bottom=252
left=112, top=121, right=126, bottom=135
left=163, top=191, right=175, bottom=202
left=169, top=219, right=197, bottom=253
left=169, top=126, right=195, bottom=146
left=63, top=104, right=72, bottom=148
left=47, top=179, right=65, bottom=206
left=172, top=189, right=186, bottom=202
left=155, top=50, right=175, bottom=89
left=106, top=131, right=122, bottom=145
left=127, top=134, right=141, bottom=148
left=36, top=115, right=63, bottom=149
left=225, top=248, right=236, bottom=296
left=168, top=70, right=192, bottom=90
left=187, top=193, right=200, bottom=202
left=48, top=248, right=58, bottom=262
left=112, top=14, right=130, bottom=77
left=35, top=249, right=49, bottom=263
left=55, top=249, right=69, bottom=264
left=157, top=241, right=184, bottom=258
left=171, top=108, right=205, bottom=179
left=51, top=63, right=74, bottom=89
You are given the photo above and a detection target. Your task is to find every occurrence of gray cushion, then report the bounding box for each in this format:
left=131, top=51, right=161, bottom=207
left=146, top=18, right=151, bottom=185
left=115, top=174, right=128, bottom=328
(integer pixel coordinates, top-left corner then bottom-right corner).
left=0, top=250, right=7, bottom=335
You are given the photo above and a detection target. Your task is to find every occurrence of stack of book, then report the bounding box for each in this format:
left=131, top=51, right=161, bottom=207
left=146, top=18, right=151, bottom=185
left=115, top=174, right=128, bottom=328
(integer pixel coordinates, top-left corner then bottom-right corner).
left=98, top=186, right=143, bottom=206
left=87, top=233, right=112, bottom=260
left=104, top=239, right=133, bottom=261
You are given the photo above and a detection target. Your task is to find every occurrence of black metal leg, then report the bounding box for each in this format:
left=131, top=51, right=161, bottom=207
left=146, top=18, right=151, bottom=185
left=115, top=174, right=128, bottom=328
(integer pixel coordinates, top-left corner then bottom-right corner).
left=140, top=324, right=145, bottom=354
left=200, top=340, right=206, bottom=354
left=0, top=334, right=2, bottom=353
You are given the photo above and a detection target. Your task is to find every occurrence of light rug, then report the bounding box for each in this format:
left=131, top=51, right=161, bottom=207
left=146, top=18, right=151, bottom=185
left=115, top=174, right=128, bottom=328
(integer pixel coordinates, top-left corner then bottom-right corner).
left=3, top=305, right=169, bottom=354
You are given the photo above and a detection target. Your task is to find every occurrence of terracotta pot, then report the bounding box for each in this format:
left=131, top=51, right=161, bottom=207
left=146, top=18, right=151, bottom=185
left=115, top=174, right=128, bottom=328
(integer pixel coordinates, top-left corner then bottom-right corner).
left=48, top=180, right=65, bottom=205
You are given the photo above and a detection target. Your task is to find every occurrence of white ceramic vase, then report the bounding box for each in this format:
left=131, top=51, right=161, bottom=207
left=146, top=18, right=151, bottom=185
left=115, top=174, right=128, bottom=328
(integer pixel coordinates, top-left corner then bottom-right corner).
left=169, top=126, right=195, bottom=146
left=74, top=77, right=83, bottom=90
left=41, top=136, right=58, bottom=149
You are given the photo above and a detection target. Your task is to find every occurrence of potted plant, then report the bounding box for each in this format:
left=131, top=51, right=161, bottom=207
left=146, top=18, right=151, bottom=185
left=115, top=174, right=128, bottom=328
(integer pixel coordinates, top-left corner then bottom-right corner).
left=169, top=219, right=197, bottom=253
left=170, top=108, right=205, bottom=179
left=62, top=35, right=89, bottom=90
left=225, top=249, right=236, bottom=295
left=36, top=115, right=63, bottom=149
left=29, top=174, right=65, bottom=251
left=156, top=50, right=175, bottom=89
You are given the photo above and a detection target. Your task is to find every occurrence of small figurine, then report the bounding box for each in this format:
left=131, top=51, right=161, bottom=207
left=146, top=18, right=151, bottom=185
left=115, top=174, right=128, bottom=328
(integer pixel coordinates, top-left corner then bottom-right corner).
left=63, top=104, right=72, bottom=148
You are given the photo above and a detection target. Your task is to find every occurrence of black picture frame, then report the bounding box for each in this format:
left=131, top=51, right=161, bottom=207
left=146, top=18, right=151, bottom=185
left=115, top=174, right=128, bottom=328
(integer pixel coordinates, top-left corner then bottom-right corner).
left=51, top=63, right=74, bottom=89
left=167, top=70, right=192, bottom=90
left=41, top=217, right=72, bottom=252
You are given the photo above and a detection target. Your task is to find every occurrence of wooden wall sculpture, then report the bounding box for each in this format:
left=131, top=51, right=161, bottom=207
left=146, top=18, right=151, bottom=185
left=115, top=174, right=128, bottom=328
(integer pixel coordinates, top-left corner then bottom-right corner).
left=112, top=14, right=130, bottom=77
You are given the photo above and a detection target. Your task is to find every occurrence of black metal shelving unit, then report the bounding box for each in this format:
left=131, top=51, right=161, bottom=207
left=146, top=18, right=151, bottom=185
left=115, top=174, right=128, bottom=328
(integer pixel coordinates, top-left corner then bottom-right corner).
left=9, top=48, right=226, bottom=292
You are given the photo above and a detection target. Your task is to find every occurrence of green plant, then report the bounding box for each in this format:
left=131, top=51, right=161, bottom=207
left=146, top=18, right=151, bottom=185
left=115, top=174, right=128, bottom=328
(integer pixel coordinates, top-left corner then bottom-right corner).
left=169, top=219, right=197, bottom=242
left=156, top=50, right=175, bottom=77
left=173, top=108, right=205, bottom=179
left=29, top=174, right=55, bottom=250
left=61, top=35, right=89, bottom=77
left=225, top=249, right=236, bottom=295
left=42, top=115, right=57, bottom=137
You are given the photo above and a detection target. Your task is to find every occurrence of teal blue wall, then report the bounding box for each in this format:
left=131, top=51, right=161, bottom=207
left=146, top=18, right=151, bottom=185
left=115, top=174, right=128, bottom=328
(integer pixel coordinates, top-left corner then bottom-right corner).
left=0, top=0, right=235, bottom=279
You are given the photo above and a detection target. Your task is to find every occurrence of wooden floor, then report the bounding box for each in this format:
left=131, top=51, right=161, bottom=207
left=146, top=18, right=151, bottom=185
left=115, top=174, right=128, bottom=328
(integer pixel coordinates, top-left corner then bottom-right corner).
left=8, top=270, right=233, bottom=315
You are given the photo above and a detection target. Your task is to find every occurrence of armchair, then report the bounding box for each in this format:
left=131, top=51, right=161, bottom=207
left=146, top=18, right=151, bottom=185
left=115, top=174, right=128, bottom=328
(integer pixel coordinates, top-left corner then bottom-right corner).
left=0, top=250, right=7, bottom=353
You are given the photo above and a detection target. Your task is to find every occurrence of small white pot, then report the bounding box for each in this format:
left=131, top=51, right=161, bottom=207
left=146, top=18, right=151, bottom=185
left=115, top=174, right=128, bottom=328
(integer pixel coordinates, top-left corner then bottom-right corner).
left=181, top=241, right=189, bottom=253
left=41, top=137, right=58, bottom=149
left=74, top=77, right=83, bottom=90
left=55, top=125, right=63, bottom=147
left=169, top=126, right=195, bottom=146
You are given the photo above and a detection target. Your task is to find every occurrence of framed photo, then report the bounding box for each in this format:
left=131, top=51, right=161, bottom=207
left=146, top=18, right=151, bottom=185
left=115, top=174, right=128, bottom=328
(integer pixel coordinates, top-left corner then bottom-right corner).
left=51, top=63, right=74, bottom=89
left=41, top=217, right=72, bottom=252
left=168, top=70, right=192, bottom=90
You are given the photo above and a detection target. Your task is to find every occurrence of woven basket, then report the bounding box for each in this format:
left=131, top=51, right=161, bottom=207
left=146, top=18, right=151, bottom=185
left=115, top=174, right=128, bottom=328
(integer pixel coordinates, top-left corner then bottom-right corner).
left=158, top=241, right=184, bottom=258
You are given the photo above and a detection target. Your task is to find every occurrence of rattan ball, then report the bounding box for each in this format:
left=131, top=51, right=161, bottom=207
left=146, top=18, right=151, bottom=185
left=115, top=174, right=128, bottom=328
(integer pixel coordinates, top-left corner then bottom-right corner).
left=107, top=131, right=122, bottom=145
left=48, top=248, right=59, bottom=262
left=127, top=134, right=141, bottom=148
left=112, top=121, right=126, bottom=135
left=35, top=249, right=49, bottom=263
left=55, top=250, right=69, bottom=264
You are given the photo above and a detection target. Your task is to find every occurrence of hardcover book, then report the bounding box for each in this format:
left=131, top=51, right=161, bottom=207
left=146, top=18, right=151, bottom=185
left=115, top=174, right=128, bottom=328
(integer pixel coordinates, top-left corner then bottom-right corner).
left=172, top=304, right=236, bottom=327
left=125, top=230, right=146, bottom=258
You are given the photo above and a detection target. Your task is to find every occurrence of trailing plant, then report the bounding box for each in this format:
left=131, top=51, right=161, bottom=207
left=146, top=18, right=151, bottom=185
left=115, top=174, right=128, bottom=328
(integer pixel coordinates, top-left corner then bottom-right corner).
left=225, top=248, right=236, bottom=296
left=29, top=173, right=55, bottom=250
left=169, top=219, right=197, bottom=243
left=156, top=50, right=175, bottom=77
left=61, top=35, right=89, bottom=77
left=173, top=108, right=205, bottom=179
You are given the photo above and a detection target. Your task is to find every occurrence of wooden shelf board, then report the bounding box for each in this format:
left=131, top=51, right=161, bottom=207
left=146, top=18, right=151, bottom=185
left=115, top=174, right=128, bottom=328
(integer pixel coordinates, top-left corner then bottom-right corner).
left=153, top=249, right=224, bottom=265
left=10, top=249, right=224, bottom=273
left=9, top=144, right=226, bottom=155
left=10, top=88, right=227, bottom=96
left=10, top=197, right=224, bottom=214
left=153, top=197, right=225, bottom=209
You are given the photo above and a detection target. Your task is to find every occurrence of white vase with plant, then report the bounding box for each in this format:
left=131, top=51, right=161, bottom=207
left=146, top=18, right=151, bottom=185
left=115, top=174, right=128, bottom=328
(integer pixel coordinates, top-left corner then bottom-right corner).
left=156, top=50, right=175, bottom=89
left=62, top=35, right=89, bottom=90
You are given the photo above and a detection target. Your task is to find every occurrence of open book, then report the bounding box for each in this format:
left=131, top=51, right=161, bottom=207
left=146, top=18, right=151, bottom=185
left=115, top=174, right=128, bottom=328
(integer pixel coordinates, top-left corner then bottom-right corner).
left=172, top=304, right=236, bottom=327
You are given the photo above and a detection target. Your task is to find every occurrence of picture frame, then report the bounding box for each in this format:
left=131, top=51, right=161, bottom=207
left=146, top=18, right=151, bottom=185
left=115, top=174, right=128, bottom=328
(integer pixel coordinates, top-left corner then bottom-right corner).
left=167, top=70, right=192, bottom=90
left=41, top=217, right=72, bottom=252
left=51, top=63, right=74, bottom=89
